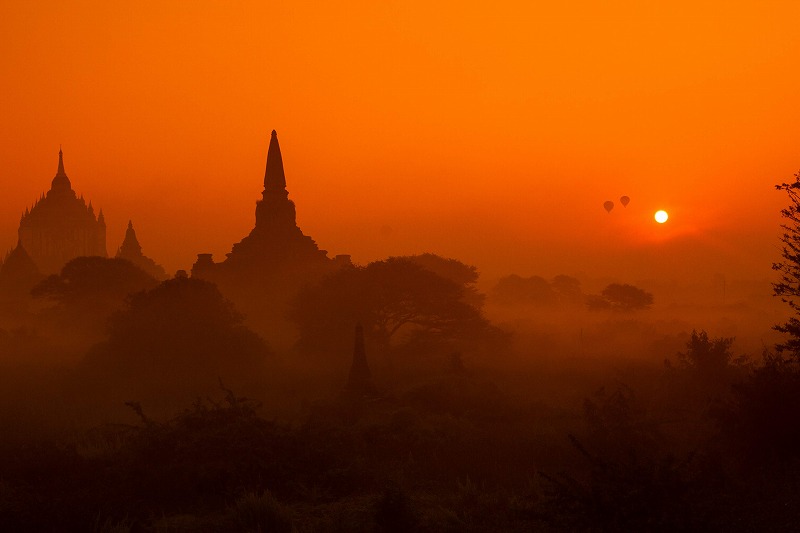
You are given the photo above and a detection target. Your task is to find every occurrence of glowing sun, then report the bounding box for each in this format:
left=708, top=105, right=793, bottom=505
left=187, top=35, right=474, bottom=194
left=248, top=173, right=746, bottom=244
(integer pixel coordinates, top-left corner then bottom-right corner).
left=654, top=210, right=669, bottom=224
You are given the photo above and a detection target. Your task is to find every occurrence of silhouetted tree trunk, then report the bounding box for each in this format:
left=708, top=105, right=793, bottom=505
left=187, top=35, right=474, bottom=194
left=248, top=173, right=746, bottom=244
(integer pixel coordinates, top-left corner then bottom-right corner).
left=773, top=172, right=800, bottom=360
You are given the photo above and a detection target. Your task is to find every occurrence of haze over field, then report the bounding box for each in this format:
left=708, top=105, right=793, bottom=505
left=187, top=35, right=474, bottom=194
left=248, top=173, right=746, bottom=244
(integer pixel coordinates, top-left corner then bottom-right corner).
left=2, top=1, right=798, bottom=283
left=6, top=3, right=800, bottom=530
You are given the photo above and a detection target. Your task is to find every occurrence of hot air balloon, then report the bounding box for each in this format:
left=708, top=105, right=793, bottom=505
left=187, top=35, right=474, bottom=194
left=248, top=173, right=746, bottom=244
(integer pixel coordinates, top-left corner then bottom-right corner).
left=603, top=201, right=614, bottom=213
left=620, top=195, right=630, bottom=207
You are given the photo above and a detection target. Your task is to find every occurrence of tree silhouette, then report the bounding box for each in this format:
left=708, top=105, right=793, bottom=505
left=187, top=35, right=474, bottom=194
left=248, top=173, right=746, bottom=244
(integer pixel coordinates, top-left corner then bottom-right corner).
left=676, top=330, right=738, bottom=380
left=31, top=256, right=158, bottom=339
left=773, top=172, right=800, bottom=359
left=717, top=351, right=800, bottom=469
left=290, top=257, right=494, bottom=356
left=32, top=256, right=157, bottom=310
left=82, top=275, right=270, bottom=402
left=404, top=253, right=485, bottom=307
left=586, top=283, right=653, bottom=312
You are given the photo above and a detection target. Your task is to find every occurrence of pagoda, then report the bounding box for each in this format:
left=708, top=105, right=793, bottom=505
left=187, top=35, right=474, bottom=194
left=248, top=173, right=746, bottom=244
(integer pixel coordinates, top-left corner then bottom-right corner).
left=18, top=149, right=107, bottom=274
left=115, top=220, right=167, bottom=279
left=192, top=130, right=349, bottom=282
left=191, top=130, right=350, bottom=345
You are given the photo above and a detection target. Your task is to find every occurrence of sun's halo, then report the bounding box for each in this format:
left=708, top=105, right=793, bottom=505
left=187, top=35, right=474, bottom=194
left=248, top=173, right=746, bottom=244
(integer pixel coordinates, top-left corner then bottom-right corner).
left=655, top=210, right=669, bottom=224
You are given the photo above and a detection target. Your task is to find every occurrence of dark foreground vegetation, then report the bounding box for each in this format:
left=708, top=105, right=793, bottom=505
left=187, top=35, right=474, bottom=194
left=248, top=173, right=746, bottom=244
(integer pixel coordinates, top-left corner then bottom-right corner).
left=2, top=318, right=800, bottom=531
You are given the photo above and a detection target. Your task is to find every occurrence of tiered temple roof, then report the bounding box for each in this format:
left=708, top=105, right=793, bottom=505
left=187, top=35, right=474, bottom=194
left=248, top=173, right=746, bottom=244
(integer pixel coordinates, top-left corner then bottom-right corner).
left=18, top=149, right=106, bottom=274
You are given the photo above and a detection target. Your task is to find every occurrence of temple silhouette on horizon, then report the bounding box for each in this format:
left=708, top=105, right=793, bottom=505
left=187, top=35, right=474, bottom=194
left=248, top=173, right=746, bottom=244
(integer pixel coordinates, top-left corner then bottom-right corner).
left=18, top=149, right=107, bottom=275
left=192, top=130, right=350, bottom=282
left=2, top=135, right=347, bottom=338
left=190, top=130, right=351, bottom=344
left=116, top=221, right=167, bottom=280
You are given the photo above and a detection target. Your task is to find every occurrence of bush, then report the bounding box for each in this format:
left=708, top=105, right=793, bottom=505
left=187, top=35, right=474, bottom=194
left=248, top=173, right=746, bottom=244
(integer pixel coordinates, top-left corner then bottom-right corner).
left=227, top=490, right=294, bottom=533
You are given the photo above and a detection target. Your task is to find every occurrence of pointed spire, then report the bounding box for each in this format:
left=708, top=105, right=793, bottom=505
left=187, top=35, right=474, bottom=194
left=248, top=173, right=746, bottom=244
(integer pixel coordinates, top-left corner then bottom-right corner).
left=57, top=146, right=65, bottom=176
left=50, top=147, right=72, bottom=193
left=98, top=208, right=105, bottom=223
left=263, top=130, right=287, bottom=194
left=118, top=219, right=141, bottom=257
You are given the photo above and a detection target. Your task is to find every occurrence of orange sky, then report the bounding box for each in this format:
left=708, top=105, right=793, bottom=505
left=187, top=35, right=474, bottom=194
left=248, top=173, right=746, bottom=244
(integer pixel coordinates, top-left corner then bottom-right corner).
left=1, top=1, right=798, bottom=285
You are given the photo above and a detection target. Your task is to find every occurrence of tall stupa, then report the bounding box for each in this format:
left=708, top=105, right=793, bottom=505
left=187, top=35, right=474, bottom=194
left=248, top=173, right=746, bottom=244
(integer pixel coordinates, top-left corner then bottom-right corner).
left=192, top=130, right=349, bottom=281
left=191, top=130, right=350, bottom=343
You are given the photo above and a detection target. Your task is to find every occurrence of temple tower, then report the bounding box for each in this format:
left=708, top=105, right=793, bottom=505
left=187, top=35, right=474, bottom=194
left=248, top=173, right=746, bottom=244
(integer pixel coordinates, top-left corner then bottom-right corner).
left=18, top=149, right=107, bottom=274
left=225, top=130, right=329, bottom=268
left=190, top=130, right=350, bottom=350
left=192, top=130, right=336, bottom=279
left=115, top=220, right=167, bottom=279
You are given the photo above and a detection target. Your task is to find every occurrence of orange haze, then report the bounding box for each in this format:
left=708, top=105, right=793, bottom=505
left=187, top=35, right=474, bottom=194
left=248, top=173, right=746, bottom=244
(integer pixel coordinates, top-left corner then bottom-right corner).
left=1, top=1, right=798, bottom=284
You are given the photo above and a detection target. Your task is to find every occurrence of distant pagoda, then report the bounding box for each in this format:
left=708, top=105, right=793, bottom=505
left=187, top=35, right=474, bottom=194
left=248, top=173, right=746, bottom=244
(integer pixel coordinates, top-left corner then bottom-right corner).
left=115, top=220, right=167, bottom=279
left=192, top=130, right=349, bottom=281
left=18, top=149, right=107, bottom=274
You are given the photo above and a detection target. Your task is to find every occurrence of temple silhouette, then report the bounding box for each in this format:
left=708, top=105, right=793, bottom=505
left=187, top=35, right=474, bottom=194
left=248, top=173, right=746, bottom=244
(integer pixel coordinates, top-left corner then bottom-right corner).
left=18, top=149, right=107, bottom=274
left=116, top=221, right=167, bottom=279
left=191, top=130, right=351, bottom=344
left=192, top=130, right=348, bottom=278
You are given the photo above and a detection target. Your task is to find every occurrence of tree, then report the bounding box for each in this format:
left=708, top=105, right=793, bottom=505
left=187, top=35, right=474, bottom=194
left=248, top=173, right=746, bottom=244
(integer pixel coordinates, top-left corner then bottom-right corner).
left=290, top=257, right=497, bottom=357
left=31, top=256, right=159, bottom=340
left=81, top=276, right=270, bottom=402
left=773, top=173, right=800, bottom=359
left=32, top=256, right=158, bottom=311
left=677, top=330, right=734, bottom=371
left=586, top=283, right=653, bottom=312
left=672, top=329, right=748, bottom=391
left=404, top=253, right=485, bottom=307
left=492, top=274, right=556, bottom=306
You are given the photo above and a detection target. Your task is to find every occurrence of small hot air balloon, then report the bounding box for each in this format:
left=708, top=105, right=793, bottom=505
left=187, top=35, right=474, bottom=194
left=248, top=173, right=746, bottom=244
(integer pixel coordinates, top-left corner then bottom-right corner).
left=603, top=201, right=614, bottom=213
left=620, top=195, right=630, bottom=207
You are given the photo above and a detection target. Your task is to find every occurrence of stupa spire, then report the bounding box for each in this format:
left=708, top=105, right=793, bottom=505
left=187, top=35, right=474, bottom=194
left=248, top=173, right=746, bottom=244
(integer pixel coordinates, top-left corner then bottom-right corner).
left=119, top=220, right=141, bottom=256
left=263, top=130, right=287, bottom=193
left=115, top=220, right=166, bottom=279
left=57, top=146, right=65, bottom=175
left=50, top=147, right=72, bottom=192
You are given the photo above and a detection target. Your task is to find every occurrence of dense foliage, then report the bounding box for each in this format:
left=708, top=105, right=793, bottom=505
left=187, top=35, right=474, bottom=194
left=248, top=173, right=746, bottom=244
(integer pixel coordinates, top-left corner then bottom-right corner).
left=586, top=283, right=654, bottom=312
left=290, top=256, right=501, bottom=358
left=774, top=173, right=800, bottom=359
left=80, top=276, right=270, bottom=406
